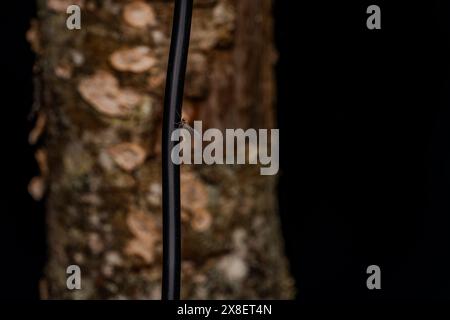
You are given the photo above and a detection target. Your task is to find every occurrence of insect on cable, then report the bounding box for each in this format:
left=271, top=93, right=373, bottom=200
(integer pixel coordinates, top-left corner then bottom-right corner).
left=161, top=0, right=193, bottom=300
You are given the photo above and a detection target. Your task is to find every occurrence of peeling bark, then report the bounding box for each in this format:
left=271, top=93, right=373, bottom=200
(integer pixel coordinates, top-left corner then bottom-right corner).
left=34, top=0, right=293, bottom=299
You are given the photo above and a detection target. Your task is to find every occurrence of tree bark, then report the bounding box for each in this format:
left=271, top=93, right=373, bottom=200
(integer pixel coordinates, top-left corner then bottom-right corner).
left=32, top=0, right=293, bottom=299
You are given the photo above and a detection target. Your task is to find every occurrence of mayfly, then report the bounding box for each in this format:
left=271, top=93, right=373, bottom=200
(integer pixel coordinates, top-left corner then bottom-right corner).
left=176, top=112, right=201, bottom=139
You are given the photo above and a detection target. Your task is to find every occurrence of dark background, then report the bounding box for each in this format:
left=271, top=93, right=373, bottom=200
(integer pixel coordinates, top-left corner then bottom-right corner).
left=275, top=0, right=450, bottom=301
left=1, top=1, right=449, bottom=301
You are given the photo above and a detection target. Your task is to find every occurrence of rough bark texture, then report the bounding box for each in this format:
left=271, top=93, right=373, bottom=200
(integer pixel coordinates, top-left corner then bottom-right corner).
left=31, top=0, right=293, bottom=299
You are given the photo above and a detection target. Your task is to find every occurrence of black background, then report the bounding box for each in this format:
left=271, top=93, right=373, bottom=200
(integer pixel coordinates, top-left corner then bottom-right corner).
left=1, top=1, right=449, bottom=301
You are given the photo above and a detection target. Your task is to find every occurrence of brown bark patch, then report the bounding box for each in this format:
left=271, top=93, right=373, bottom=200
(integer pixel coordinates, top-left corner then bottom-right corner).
left=107, top=143, right=147, bottom=172
left=122, top=1, right=157, bottom=29
left=125, top=210, right=160, bottom=264
left=78, top=71, right=142, bottom=118
left=28, top=176, right=46, bottom=201
left=47, top=0, right=84, bottom=13
left=110, top=46, right=157, bottom=73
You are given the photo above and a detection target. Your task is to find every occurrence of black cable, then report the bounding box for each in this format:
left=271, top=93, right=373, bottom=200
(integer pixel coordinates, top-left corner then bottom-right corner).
left=161, top=0, right=193, bottom=301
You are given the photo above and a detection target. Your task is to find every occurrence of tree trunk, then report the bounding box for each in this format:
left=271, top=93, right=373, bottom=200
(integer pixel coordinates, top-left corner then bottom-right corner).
left=32, top=0, right=293, bottom=299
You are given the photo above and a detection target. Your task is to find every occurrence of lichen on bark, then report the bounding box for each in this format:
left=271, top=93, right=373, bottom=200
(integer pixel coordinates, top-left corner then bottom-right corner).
left=33, top=0, right=294, bottom=299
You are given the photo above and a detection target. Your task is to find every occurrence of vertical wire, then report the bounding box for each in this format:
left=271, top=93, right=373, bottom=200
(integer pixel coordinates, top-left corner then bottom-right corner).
left=161, top=0, right=193, bottom=300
